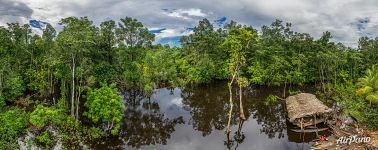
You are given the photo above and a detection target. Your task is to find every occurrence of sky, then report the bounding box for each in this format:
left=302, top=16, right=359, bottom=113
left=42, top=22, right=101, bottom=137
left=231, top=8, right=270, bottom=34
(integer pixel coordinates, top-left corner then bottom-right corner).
left=1, top=0, right=378, bottom=47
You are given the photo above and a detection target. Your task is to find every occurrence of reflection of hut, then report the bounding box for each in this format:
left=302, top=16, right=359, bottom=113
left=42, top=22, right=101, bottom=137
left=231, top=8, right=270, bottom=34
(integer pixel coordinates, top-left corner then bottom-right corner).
left=286, top=93, right=332, bottom=128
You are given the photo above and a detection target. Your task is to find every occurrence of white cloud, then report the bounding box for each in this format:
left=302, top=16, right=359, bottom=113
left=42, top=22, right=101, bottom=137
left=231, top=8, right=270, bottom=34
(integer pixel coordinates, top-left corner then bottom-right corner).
left=179, top=8, right=207, bottom=17
left=1, top=0, right=378, bottom=47
left=155, top=28, right=192, bottom=39
left=237, top=0, right=378, bottom=46
left=162, top=8, right=208, bottom=20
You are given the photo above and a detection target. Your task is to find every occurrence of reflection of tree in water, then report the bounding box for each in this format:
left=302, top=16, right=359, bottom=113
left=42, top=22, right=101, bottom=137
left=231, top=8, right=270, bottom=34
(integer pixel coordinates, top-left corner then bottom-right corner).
left=182, top=82, right=289, bottom=140
left=181, top=82, right=253, bottom=137
left=122, top=89, right=144, bottom=106
left=246, top=84, right=317, bottom=141
left=181, top=83, right=243, bottom=136
left=246, top=86, right=288, bottom=139
left=120, top=101, right=184, bottom=148
left=252, top=102, right=286, bottom=139
left=224, top=120, right=246, bottom=150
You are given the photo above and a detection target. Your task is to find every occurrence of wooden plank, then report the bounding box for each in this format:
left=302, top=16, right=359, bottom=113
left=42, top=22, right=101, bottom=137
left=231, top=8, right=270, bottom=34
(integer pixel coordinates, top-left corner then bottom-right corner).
left=291, top=127, right=328, bottom=133
left=293, top=118, right=325, bottom=127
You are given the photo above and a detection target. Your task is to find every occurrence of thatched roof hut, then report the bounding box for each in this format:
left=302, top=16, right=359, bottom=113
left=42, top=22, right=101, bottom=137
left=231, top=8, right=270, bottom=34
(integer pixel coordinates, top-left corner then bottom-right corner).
left=286, top=93, right=332, bottom=127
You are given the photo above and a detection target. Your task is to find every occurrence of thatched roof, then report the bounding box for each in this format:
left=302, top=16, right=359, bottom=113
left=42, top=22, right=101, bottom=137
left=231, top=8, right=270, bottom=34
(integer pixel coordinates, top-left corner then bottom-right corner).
left=286, top=93, right=332, bottom=123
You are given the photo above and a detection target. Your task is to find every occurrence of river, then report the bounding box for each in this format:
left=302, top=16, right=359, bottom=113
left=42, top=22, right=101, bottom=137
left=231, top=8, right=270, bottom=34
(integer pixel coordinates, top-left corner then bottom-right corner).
left=88, top=81, right=319, bottom=150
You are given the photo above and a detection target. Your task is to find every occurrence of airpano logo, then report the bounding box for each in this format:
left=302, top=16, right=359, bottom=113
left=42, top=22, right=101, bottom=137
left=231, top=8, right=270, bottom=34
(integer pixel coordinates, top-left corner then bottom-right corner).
left=336, top=135, right=371, bottom=145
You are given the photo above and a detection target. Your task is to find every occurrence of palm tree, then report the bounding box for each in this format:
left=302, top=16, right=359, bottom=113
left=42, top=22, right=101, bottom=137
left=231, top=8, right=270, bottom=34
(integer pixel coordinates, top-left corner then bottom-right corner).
left=356, top=65, right=378, bottom=105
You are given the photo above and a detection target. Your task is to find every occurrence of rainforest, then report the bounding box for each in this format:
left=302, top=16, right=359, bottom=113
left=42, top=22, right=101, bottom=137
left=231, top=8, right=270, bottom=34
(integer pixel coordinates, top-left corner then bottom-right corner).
left=0, top=16, right=377, bottom=149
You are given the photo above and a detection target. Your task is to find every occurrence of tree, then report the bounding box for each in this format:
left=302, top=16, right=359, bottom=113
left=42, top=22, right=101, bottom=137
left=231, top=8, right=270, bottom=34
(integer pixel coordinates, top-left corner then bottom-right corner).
left=84, top=84, right=124, bottom=135
left=96, top=20, right=117, bottom=64
left=222, top=26, right=258, bottom=133
left=143, top=47, right=183, bottom=92
left=0, top=25, right=27, bottom=103
left=181, top=19, right=228, bottom=83
left=116, top=17, right=154, bottom=91
left=356, top=65, right=378, bottom=105
left=359, top=37, right=378, bottom=70
left=90, top=20, right=118, bottom=84
left=25, top=24, right=58, bottom=101
left=57, top=17, right=96, bottom=119
left=1, top=73, right=25, bottom=102
left=116, top=17, right=154, bottom=48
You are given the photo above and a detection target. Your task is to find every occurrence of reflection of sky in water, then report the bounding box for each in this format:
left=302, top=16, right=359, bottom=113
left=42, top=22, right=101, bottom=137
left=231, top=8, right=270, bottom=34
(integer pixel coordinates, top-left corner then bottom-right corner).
left=93, top=83, right=317, bottom=150
left=145, top=87, right=312, bottom=150
left=162, top=119, right=310, bottom=150
left=152, top=115, right=311, bottom=150
left=150, top=88, right=191, bottom=122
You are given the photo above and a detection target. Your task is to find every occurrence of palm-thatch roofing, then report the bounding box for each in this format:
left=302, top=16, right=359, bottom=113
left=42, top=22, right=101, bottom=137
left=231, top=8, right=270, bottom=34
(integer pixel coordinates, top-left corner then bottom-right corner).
left=286, top=93, right=332, bottom=126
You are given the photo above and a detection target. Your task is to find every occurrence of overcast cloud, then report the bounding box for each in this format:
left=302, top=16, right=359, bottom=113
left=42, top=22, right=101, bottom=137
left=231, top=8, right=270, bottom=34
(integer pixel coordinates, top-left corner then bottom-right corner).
left=1, top=0, right=378, bottom=47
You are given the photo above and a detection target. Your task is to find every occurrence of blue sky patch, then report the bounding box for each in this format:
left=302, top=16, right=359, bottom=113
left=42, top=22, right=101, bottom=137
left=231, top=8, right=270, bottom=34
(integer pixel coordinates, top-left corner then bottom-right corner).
left=214, top=17, right=227, bottom=27
left=149, top=28, right=167, bottom=34
left=29, top=20, right=48, bottom=30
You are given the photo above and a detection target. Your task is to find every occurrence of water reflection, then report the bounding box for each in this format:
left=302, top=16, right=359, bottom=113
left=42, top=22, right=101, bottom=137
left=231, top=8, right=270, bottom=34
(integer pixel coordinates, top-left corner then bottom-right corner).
left=250, top=99, right=287, bottom=139
left=89, top=82, right=316, bottom=150
left=181, top=82, right=287, bottom=139
left=120, top=101, right=184, bottom=148
left=224, top=120, right=246, bottom=150
left=90, top=98, right=184, bottom=149
left=181, top=84, right=235, bottom=136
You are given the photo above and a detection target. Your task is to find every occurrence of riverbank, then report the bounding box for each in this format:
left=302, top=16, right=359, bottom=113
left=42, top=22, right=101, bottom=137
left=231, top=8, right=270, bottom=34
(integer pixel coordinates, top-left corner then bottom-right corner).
left=312, top=124, right=378, bottom=149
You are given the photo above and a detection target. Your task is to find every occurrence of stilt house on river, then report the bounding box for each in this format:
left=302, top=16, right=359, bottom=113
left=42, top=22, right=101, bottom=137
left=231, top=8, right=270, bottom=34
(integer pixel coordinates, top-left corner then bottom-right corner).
left=286, top=93, right=333, bottom=128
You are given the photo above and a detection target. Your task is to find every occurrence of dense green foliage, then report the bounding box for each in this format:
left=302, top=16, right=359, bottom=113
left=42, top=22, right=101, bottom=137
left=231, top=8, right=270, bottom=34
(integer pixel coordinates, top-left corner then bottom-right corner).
left=84, top=84, right=124, bottom=135
left=0, top=15, right=377, bottom=148
left=30, top=105, right=62, bottom=128
left=356, top=65, right=378, bottom=104
left=36, top=131, right=54, bottom=148
left=2, top=74, right=25, bottom=102
left=29, top=102, right=103, bottom=148
left=331, top=82, right=378, bottom=129
left=0, top=108, right=28, bottom=149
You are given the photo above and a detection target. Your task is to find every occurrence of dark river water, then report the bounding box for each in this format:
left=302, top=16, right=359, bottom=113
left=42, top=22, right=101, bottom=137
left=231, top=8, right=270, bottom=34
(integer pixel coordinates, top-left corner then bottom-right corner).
left=89, top=81, right=320, bottom=150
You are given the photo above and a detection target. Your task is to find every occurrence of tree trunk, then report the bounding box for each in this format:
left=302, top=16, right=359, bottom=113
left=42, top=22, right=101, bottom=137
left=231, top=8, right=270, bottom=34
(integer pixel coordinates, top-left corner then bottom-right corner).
left=52, top=76, right=55, bottom=105
left=76, top=78, right=84, bottom=119
left=71, top=54, right=75, bottom=118
left=226, top=83, right=234, bottom=134
left=76, top=84, right=80, bottom=119
left=283, top=79, right=287, bottom=98
left=0, top=71, right=2, bottom=96
left=239, top=84, right=246, bottom=120
left=225, top=69, right=238, bottom=134
left=320, top=64, right=326, bottom=93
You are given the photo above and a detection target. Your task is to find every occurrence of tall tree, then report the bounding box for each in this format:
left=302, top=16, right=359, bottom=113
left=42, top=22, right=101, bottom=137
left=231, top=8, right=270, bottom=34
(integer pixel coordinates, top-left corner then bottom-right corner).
left=115, top=17, right=154, bottom=91
left=96, top=20, right=116, bottom=63
left=222, top=26, right=258, bottom=133
left=57, top=17, right=96, bottom=119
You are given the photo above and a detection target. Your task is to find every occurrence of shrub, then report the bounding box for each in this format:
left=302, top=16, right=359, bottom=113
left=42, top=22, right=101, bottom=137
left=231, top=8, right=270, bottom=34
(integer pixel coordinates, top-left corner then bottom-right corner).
left=0, top=97, right=5, bottom=109
left=2, top=74, right=25, bottom=102
left=332, top=82, right=378, bottom=129
left=0, top=108, right=28, bottom=149
left=36, top=131, right=55, bottom=148
left=84, top=83, right=124, bottom=135
left=29, top=105, right=62, bottom=128
left=356, top=65, right=378, bottom=105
